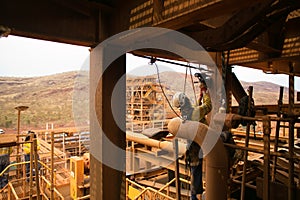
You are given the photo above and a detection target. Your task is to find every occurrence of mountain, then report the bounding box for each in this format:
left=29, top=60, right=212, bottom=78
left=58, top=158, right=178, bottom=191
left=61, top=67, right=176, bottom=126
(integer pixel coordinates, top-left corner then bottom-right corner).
left=0, top=70, right=291, bottom=131
left=238, top=81, right=289, bottom=106
left=156, top=71, right=290, bottom=106
left=0, top=71, right=89, bottom=130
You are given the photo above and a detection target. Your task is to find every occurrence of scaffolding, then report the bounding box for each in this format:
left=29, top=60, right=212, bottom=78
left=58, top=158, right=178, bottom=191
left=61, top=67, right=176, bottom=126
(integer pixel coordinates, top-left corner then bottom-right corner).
left=0, top=132, right=64, bottom=200
left=126, top=76, right=175, bottom=133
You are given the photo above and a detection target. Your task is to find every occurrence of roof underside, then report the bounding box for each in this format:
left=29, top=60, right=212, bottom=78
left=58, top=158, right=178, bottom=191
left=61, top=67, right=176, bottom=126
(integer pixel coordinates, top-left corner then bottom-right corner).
left=1, top=0, right=300, bottom=76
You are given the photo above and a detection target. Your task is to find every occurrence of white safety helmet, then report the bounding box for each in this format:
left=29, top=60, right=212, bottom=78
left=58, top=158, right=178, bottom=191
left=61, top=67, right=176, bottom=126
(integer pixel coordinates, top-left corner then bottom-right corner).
left=172, top=92, right=186, bottom=108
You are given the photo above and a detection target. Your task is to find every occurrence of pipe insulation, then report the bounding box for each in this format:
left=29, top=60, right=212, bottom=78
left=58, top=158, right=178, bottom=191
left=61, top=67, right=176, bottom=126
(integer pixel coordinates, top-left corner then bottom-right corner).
left=126, top=131, right=187, bottom=155
left=168, top=117, right=229, bottom=200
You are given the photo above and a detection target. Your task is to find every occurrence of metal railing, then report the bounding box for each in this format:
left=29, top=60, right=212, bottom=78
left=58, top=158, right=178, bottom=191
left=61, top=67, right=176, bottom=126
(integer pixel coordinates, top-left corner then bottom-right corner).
left=40, top=175, right=64, bottom=200
left=126, top=177, right=192, bottom=200
left=126, top=178, right=175, bottom=200
left=0, top=160, right=63, bottom=199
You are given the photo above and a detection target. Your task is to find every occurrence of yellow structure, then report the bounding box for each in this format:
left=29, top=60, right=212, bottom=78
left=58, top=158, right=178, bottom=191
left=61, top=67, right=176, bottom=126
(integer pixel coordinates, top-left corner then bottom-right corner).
left=70, top=156, right=84, bottom=199
left=128, top=185, right=141, bottom=200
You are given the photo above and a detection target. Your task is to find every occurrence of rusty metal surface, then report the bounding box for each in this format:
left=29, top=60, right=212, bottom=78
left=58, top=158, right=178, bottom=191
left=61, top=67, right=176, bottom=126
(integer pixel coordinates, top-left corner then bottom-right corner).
left=0, top=0, right=112, bottom=47
left=256, top=178, right=300, bottom=200
left=0, top=134, right=17, bottom=148
left=168, top=118, right=229, bottom=200
left=1, top=1, right=300, bottom=200
left=1, top=0, right=299, bottom=76
left=148, top=1, right=300, bottom=75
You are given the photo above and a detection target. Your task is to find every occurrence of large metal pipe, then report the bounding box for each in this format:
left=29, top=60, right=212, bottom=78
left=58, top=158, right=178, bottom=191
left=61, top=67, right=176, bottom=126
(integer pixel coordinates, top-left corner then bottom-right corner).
left=126, top=131, right=187, bottom=155
left=168, top=117, right=228, bottom=200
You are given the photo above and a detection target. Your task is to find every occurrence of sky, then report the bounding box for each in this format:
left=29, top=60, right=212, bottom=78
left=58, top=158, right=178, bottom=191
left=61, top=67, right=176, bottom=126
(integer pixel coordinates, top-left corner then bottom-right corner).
left=0, top=35, right=299, bottom=91
left=232, top=65, right=298, bottom=90
left=0, top=35, right=90, bottom=77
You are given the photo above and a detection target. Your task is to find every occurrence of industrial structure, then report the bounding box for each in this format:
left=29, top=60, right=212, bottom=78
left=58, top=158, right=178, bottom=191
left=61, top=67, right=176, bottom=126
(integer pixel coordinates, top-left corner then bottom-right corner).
left=0, top=128, right=90, bottom=199
left=1, top=0, right=300, bottom=199
left=126, top=76, right=174, bottom=132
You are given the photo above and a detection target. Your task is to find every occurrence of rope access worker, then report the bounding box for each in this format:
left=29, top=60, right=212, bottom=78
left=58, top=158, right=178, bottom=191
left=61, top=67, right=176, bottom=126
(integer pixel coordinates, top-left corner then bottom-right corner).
left=172, top=74, right=212, bottom=200
left=0, top=131, right=13, bottom=189
left=23, top=131, right=41, bottom=179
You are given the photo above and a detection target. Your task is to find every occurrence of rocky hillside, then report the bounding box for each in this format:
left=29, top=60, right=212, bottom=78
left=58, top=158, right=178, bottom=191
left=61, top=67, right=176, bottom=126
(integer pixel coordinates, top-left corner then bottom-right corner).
left=0, top=71, right=89, bottom=130
left=0, top=70, right=292, bottom=131
left=240, top=81, right=289, bottom=105
left=155, top=71, right=290, bottom=105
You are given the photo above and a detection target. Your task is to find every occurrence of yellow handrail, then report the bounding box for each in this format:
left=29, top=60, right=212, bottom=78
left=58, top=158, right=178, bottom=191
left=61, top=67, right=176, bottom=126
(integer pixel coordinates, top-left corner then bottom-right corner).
left=158, top=177, right=191, bottom=197
left=40, top=176, right=64, bottom=200
left=134, top=186, right=175, bottom=200
left=0, top=160, right=52, bottom=177
left=76, top=195, right=91, bottom=200
left=158, top=178, right=176, bottom=192
left=3, top=175, right=64, bottom=200
left=126, top=178, right=175, bottom=200
left=126, top=178, right=146, bottom=190
left=0, top=160, right=57, bottom=196
left=179, top=177, right=191, bottom=185
left=127, top=177, right=191, bottom=200
left=0, top=161, right=29, bottom=177
left=38, top=160, right=51, bottom=171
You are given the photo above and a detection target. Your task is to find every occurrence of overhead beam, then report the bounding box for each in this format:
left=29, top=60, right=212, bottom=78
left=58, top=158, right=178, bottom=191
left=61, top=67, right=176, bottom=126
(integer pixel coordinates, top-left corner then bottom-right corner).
left=153, top=0, right=164, bottom=24
left=51, top=0, right=94, bottom=17
left=154, top=0, right=260, bottom=30
left=285, top=16, right=300, bottom=38
left=130, top=0, right=300, bottom=74
left=245, top=11, right=293, bottom=54
left=0, top=0, right=112, bottom=46
left=232, top=57, right=300, bottom=76
left=253, top=14, right=288, bottom=58
left=246, top=41, right=282, bottom=54
left=183, top=0, right=281, bottom=50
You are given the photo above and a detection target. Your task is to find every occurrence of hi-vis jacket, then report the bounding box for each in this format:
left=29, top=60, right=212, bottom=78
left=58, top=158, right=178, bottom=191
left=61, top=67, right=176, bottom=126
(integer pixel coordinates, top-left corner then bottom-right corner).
left=186, top=92, right=212, bottom=166
left=23, top=140, right=40, bottom=154
left=190, top=93, right=212, bottom=124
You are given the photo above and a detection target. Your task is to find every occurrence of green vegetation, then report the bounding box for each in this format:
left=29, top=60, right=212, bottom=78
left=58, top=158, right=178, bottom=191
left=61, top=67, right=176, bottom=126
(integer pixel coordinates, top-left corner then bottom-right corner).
left=0, top=71, right=89, bottom=130
left=0, top=70, right=288, bottom=131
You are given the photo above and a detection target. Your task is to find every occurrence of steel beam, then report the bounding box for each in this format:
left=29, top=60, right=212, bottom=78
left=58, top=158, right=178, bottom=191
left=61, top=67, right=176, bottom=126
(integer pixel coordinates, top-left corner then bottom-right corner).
left=288, top=64, right=296, bottom=200
left=154, top=0, right=260, bottom=30
left=262, top=116, right=271, bottom=200
left=89, top=4, right=129, bottom=198
left=90, top=50, right=126, bottom=200
left=184, top=0, right=300, bottom=51
left=241, top=86, right=253, bottom=200
left=134, top=148, right=187, bottom=175
left=0, top=0, right=111, bottom=46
